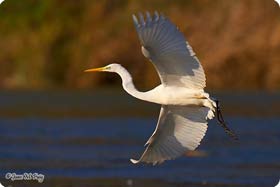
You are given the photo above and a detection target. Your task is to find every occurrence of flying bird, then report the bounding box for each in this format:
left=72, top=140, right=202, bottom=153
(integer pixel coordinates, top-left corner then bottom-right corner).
left=85, top=12, right=237, bottom=165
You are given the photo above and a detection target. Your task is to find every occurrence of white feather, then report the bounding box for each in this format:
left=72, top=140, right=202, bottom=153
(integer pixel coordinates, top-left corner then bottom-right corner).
left=133, top=12, right=206, bottom=89
left=130, top=105, right=210, bottom=164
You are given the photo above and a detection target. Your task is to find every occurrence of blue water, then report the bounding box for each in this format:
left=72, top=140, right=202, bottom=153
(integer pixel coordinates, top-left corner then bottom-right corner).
left=0, top=116, right=279, bottom=186
left=0, top=91, right=278, bottom=186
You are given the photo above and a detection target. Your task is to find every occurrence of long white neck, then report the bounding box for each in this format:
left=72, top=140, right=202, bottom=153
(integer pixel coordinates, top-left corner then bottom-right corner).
left=115, top=66, right=152, bottom=102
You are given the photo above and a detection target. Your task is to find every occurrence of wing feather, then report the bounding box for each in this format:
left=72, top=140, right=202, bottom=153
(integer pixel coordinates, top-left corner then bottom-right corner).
left=130, top=105, right=211, bottom=164
left=133, top=12, right=206, bottom=89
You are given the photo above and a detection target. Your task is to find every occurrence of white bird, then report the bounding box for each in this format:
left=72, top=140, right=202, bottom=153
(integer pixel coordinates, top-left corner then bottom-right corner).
left=85, top=11, right=237, bottom=165
left=0, top=0, right=4, bottom=5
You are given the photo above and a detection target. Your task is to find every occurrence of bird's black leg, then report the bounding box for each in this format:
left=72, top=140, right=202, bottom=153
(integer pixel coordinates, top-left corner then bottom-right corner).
left=215, top=99, right=238, bottom=141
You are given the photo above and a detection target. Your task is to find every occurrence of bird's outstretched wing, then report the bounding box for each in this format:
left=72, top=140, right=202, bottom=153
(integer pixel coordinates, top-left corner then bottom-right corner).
left=131, top=105, right=213, bottom=165
left=133, top=12, right=206, bottom=89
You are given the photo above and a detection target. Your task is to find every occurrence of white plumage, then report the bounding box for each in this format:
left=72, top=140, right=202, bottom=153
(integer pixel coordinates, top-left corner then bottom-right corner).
left=85, top=11, right=236, bottom=165
left=133, top=12, right=206, bottom=89
left=131, top=105, right=211, bottom=165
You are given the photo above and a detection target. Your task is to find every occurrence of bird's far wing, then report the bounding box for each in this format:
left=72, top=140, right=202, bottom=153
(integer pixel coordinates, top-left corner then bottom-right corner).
left=133, top=12, right=206, bottom=89
left=130, top=105, right=213, bottom=165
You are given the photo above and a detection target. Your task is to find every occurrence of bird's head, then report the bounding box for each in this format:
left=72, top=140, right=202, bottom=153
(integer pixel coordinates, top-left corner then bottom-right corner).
left=84, top=63, right=122, bottom=73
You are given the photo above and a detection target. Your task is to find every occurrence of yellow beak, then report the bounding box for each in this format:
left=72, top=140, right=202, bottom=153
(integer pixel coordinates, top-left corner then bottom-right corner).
left=84, top=67, right=106, bottom=73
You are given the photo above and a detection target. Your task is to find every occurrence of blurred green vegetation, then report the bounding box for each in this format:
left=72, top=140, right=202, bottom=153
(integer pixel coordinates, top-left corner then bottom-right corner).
left=0, top=0, right=279, bottom=91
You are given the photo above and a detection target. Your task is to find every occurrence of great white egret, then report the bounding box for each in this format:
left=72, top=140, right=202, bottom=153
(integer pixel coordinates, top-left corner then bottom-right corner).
left=85, top=12, right=237, bottom=165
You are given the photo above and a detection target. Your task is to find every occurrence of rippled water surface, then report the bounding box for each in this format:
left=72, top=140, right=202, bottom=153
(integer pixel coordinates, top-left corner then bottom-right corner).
left=0, top=91, right=279, bottom=187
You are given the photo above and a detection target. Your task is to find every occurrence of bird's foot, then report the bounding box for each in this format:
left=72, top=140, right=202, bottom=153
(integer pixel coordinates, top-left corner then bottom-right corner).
left=215, top=100, right=238, bottom=141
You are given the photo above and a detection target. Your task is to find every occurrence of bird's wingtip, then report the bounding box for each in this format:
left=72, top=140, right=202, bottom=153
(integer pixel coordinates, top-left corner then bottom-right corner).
left=146, top=11, right=152, bottom=23
left=132, top=14, right=139, bottom=26
left=130, top=158, right=140, bottom=164
left=154, top=10, right=159, bottom=16
left=138, top=12, right=145, bottom=25
left=149, top=11, right=157, bottom=22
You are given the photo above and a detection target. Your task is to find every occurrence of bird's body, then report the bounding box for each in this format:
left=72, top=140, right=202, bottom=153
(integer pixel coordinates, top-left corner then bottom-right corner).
left=85, top=11, right=237, bottom=165
left=148, top=85, right=211, bottom=107
left=117, top=64, right=215, bottom=108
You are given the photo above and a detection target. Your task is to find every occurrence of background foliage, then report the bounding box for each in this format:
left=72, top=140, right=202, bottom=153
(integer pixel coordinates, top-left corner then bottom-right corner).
left=0, top=0, right=279, bottom=91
